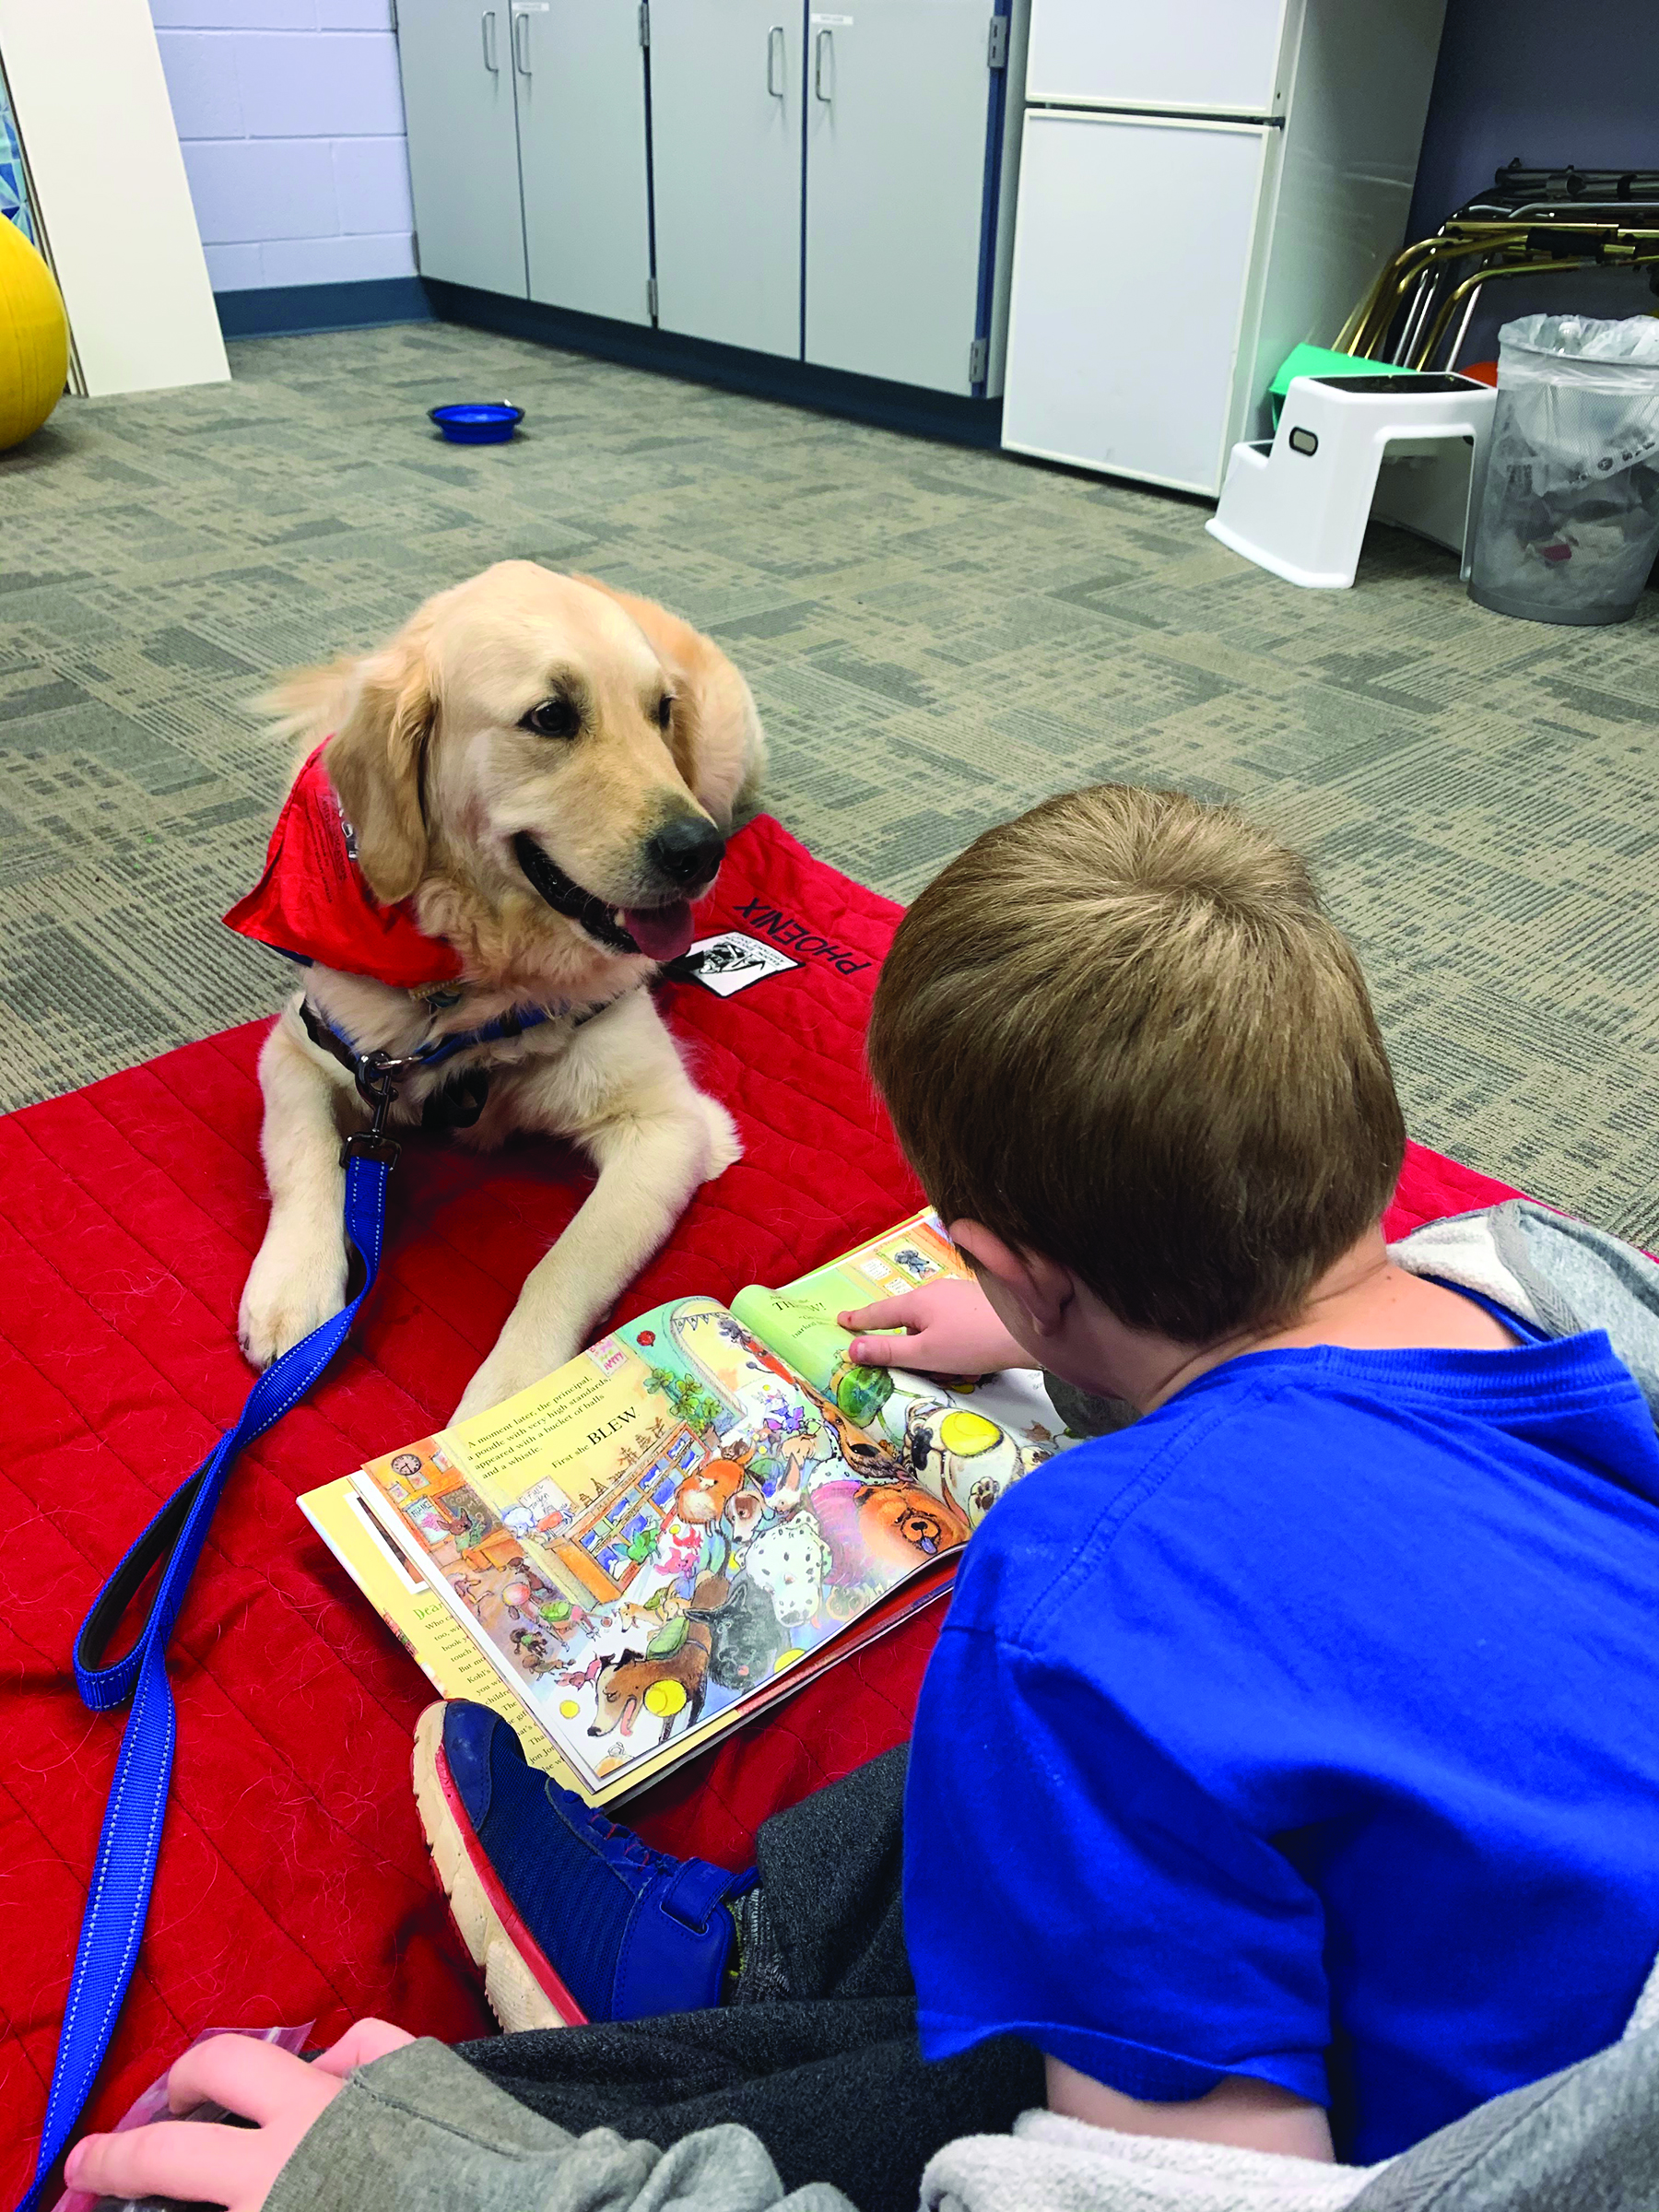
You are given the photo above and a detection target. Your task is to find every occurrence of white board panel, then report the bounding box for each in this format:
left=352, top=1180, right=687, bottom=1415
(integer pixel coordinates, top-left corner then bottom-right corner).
left=0, top=0, right=228, bottom=395
left=1026, top=0, right=1291, bottom=118
left=1243, top=0, right=1447, bottom=439
left=1001, top=112, right=1268, bottom=495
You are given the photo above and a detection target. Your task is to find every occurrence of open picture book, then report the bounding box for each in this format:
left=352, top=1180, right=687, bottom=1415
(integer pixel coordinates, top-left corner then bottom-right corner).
left=300, top=1209, right=1073, bottom=1805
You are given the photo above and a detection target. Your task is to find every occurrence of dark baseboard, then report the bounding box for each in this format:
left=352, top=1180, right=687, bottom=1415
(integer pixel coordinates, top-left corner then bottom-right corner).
left=422, top=282, right=1005, bottom=449
left=215, top=276, right=435, bottom=340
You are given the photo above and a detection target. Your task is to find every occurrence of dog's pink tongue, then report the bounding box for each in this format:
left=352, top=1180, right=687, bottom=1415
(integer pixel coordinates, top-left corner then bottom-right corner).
left=624, top=900, right=695, bottom=961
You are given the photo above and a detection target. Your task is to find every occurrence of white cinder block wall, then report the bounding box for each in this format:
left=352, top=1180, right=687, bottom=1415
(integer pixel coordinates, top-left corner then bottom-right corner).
left=149, top=0, right=417, bottom=291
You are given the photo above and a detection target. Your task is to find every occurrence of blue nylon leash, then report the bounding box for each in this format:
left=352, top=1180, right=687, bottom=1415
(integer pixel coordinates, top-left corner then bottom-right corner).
left=17, top=1116, right=399, bottom=2212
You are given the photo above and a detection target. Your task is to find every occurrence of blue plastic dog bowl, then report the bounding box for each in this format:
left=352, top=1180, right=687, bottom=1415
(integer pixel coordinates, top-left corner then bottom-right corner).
left=429, top=401, right=524, bottom=445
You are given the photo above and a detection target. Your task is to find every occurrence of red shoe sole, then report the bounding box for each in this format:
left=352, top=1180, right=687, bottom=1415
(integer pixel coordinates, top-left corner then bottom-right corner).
left=411, top=1702, right=591, bottom=2031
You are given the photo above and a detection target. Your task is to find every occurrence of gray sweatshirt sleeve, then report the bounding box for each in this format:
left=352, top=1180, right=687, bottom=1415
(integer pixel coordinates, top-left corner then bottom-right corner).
left=265, top=2041, right=858, bottom=2212
left=1391, top=1199, right=1659, bottom=1425
left=1041, top=1374, right=1137, bottom=1439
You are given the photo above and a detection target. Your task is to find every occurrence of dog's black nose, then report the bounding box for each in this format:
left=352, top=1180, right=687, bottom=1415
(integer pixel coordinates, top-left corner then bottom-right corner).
left=648, top=816, right=726, bottom=888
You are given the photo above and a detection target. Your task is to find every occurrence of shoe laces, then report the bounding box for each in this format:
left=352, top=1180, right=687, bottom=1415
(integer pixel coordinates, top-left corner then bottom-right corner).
left=559, top=1788, right=674, bottom=1883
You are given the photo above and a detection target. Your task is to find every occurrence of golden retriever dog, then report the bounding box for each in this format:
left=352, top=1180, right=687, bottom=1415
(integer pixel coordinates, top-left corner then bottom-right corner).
left=237, top=561, right=765, bottom=1418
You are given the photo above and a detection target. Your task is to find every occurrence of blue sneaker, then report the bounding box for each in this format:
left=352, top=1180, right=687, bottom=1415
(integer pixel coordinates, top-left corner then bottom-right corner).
left=412, top=1701, right=753, bottom=2032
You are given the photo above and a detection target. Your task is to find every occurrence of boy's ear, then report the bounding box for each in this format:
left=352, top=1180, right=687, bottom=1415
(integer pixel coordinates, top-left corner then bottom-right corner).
left=949, top=1220, right=1071, bottom=1338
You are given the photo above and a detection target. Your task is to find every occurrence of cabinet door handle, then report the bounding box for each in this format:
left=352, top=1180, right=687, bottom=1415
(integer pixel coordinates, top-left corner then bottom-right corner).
left=481, top=8, right=500, bottom=70
left=512, top=7, right=531, bottom=75
left=767, top=22, right=785, bottom=97
left=813, top=26, right=831, bottom=100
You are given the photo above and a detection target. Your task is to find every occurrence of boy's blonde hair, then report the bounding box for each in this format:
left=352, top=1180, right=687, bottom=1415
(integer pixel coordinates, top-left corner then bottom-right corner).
left=866, top=784, right=1406, bottom=1344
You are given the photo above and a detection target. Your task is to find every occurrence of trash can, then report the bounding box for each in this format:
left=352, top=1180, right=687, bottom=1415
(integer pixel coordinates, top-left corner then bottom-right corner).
left=1466, top=313, right=1659, bottom=626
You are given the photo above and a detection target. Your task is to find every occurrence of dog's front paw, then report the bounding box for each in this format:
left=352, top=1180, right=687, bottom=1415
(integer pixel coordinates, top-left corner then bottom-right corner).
left=239, top=1222, right=349, bottom=1369
left=700, top=1097, right=742, bottom=1182
left=453, top=1334, right=579, bottom=1424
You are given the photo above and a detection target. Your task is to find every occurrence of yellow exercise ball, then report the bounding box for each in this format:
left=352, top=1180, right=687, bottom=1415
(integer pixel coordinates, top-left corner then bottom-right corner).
left=0, top=213, right=69, bottom=452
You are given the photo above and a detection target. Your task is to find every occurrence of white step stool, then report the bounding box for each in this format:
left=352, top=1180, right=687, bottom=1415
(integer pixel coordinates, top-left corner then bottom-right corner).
left=1206, top=371, right=1498, bottom=589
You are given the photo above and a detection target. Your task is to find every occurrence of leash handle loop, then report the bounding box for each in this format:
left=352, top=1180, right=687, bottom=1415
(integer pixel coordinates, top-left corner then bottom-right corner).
left=18, top=1150, right=394, bottom=2212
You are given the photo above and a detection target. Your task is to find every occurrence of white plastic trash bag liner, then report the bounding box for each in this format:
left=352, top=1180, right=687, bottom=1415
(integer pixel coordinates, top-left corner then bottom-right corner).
left=1467, top=313, right=1659, bottom=625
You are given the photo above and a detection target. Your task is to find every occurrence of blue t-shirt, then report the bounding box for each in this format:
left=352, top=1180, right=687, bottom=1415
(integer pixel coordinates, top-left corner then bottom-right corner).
left=904, top=1323, right=1659, bottom=2161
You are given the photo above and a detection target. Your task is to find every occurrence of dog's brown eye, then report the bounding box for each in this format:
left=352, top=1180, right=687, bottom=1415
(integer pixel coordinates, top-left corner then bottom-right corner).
left=521, top=697, right=581, bottom=740
left=655, top=694, right=675, bottom=731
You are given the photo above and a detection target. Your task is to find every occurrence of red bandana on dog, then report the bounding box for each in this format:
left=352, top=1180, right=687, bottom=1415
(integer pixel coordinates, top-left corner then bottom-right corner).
left=223, top=740, right=464, bottom=990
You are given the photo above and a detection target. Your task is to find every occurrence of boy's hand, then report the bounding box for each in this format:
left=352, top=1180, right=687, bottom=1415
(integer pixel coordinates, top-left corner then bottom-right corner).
left=62, top=2019, right=415, bottom=2212
left=840, top=1278, right=1036, bottom=1373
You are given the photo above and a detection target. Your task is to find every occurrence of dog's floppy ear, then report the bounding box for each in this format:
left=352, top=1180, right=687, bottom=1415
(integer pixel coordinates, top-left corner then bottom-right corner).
left=665, top=682, right=704, bottom=804
left=324, top=641, right=434, bottom=903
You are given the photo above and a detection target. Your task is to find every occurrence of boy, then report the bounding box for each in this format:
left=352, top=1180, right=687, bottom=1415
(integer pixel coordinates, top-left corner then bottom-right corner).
left=65, top=785, right=1659, bottom=2210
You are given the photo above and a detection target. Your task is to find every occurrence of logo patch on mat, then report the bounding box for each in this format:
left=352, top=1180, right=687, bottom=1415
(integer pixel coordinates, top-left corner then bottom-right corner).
left=684, top=932, right=800, bottom=995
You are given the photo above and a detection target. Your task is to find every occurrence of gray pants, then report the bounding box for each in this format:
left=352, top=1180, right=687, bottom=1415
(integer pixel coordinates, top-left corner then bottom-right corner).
left=457, top=1748, right=1043, bottom=2212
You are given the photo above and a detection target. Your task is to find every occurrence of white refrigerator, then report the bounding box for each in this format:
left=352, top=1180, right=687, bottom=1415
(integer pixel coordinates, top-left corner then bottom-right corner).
left=1000, top=0, right=1448, bottom=497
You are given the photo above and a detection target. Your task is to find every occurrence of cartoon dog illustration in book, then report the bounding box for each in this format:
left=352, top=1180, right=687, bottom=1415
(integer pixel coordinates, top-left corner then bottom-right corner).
left=725, top=1485, right=768, bottom=1544
left=818, top=1403, right=906, bottom=1484
left=695, top=1571, right=788, bottom=1689
left=746, top=1514, right=831, bottom=1630
left=740, top=1400, right=843, bottom=1518
left=589, top=1571, right=726, bottom=1738
left=901, top=1401, right=1033, bottom=1527
left=509, top=1626, right=559, bottom=1677
left=813, top=1478, right=971, bottom=1595
left=653, top=1512, right=705, bottom=1594
left=674, top=1458, right=747, bottom=1526
left=864, top=1481, right=971, bottom=1571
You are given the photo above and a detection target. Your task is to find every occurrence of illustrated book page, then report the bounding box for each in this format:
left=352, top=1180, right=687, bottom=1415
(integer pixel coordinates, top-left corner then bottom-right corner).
left=732, top=1207, right=1070, bottom=1525
left=298, top=1475, right=575, bottom=1784
left=353, top=1294, right=971, bottom=1800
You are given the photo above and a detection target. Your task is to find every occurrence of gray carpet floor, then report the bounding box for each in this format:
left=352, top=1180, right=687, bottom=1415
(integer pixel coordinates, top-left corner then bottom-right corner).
left=2, top=320, right=1655, bottom=1243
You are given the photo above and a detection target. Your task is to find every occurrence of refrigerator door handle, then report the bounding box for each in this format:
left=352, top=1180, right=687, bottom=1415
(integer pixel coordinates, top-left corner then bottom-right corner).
left=813, top=27, right=832, bottom=102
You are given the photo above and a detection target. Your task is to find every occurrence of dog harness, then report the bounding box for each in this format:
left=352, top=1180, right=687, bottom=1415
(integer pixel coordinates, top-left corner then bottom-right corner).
left=298, top=988, right=637, bottom=1135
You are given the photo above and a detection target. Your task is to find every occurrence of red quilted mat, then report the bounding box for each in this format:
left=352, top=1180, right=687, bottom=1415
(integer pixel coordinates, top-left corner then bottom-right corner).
left=0, top=813, right=1520, bottom=2182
